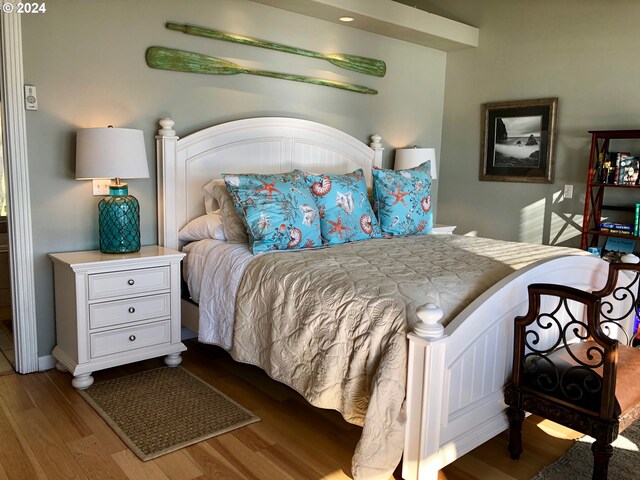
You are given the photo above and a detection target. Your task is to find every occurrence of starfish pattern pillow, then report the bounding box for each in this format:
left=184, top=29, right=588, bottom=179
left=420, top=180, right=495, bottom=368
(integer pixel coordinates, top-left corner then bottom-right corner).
left=303, top=169, right=381, bottom=245
left=223, top=171, right=323, bottom=254
left=372, top=161, right=433, bottom=236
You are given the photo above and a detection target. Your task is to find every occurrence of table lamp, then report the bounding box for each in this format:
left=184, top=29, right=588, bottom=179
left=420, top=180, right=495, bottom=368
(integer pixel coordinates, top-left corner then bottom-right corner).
left=394, top=146, right=437, bottom=179
left=76, top=126, right=149, bottom=253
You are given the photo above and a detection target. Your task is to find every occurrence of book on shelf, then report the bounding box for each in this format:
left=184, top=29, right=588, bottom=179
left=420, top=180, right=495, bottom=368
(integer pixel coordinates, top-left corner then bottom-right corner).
left=604, top=235, right=635, bottom=253
left=599, top=221, right=634, bottom=233
left=600, top=229, right=633, bottom=235
left=603, top=151, right=632, bottom=184
left=619, top=155, right=639, bottom=185
left=595, top=152, right=605, bottom=183
left=603, top=156, right=614, bottom=183
left=602, top=236, right=635, bottom=263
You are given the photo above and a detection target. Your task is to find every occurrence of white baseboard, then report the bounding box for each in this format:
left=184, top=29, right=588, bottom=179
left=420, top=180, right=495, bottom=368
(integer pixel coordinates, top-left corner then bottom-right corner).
left=38, top=354, right=56, bottom=371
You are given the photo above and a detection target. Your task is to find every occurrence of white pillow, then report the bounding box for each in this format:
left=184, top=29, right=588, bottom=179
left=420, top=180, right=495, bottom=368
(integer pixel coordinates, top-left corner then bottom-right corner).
left=178, top=212, right=226, bottom=242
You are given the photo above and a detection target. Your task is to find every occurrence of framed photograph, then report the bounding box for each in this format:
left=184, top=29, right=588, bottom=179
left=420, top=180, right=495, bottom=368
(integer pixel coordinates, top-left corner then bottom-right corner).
left=480, top=97, right=558, bottom=183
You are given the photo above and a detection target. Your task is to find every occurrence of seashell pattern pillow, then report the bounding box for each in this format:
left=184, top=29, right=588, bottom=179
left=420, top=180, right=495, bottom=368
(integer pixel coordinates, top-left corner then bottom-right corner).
left=372, top=161, right=433, bottom=236
left=223, top=171, right=323, bottom=254
left=304, top=169, right=382, bottom=245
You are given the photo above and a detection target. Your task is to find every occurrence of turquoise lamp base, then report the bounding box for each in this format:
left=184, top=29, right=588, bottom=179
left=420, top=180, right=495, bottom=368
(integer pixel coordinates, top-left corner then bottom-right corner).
left=98, top=184, right=141, bottom=254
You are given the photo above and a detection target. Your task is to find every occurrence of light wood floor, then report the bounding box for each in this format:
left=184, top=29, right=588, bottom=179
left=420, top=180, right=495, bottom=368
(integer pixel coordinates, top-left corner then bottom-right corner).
left=0, top=340, right=580, bottom=480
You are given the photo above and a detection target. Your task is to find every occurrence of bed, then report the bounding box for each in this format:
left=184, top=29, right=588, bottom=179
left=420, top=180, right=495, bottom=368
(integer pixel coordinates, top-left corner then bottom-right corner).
left=155, top=117, right=611, bottom=480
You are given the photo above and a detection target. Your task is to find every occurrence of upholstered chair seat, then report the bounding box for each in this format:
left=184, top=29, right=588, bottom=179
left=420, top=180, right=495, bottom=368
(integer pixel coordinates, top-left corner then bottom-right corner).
left=522, top=341, right=640, bottom=421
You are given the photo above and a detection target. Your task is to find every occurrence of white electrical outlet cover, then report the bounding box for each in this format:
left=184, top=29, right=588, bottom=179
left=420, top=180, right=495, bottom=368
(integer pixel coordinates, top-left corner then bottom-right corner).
left=92, top=179, right=110, bottom=196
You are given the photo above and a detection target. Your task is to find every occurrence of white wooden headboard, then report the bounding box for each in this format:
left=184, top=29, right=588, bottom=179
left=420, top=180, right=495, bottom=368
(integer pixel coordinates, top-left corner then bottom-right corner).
left=156, top=117, right=384, bottom=250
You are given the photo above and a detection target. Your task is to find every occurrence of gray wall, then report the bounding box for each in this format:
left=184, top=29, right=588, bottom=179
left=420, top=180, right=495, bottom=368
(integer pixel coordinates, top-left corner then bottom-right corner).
left=22, top=0, right=446, bottom=356
left=423, top=0, right=640, bottom=244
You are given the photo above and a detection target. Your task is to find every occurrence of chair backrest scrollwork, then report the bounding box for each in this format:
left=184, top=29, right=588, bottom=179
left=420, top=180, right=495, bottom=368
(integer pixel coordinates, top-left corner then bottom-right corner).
left=594, top=263, right=640, bottom=347
left=513, top=262, right=640, bottom=420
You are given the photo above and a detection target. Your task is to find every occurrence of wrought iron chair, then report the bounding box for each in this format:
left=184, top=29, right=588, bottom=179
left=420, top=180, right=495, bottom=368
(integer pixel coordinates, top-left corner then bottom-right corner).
left=505, top=260, right=640, bottom=480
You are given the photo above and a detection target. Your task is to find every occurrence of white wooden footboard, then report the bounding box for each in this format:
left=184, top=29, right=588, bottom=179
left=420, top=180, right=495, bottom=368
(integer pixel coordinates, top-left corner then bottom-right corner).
left=403, top=254, right=610, bottom=480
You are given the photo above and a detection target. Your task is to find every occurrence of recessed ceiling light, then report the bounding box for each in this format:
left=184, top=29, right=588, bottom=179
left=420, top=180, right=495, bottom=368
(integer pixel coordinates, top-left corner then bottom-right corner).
left=339, top=16, right=355, bottom=22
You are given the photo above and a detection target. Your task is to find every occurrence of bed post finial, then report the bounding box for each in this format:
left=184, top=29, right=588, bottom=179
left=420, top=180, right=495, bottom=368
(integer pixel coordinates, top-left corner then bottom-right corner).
left=158, top=118, right=176, bottom=137
left=370, top=134, right=384, bottom=168
left=414, top=303, right=445, bottom=339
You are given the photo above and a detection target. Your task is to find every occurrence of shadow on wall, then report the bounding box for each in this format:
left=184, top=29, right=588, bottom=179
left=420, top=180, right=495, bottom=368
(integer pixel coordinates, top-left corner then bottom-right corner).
left=519, top=189, right=583, bottom=247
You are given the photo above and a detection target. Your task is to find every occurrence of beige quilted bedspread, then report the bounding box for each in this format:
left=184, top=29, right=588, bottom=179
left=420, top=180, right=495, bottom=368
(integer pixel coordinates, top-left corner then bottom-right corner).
left=230, top=234, right=583, bottom=479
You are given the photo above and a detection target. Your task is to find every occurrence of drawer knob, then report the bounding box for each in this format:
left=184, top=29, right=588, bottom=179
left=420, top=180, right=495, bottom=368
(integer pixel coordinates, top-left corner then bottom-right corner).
left=128, top=307, right=135, bottom=314
left=127, top=279, right=135, bottom=286
left=129, top=335, right=136, bottom=342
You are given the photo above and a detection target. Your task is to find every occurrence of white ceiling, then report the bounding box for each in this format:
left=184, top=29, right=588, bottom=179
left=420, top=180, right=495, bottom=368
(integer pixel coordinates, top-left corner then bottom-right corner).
left=249, top=0, right=479, bottom=51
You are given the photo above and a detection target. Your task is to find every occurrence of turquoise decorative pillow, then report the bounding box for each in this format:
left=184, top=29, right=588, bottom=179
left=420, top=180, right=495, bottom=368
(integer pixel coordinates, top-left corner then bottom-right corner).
left=304, top=169, right=381, bottom=245
left=223, top=171, right=323, bottom=253
left=372, top=161, right=433, bottom=236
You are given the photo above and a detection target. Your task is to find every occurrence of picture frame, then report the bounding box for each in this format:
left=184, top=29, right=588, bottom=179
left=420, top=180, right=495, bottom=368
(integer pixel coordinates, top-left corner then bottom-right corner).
left=480, top=97, right=558, bottom=183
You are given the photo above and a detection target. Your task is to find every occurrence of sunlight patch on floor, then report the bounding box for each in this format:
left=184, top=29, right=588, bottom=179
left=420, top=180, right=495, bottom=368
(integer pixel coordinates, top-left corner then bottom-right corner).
left=321, top=471, right=352, bottom=479
left=576, top=432, right=640, bottom=452
left=608, top=435, right=639, bottom=452
left=535, top=419, right=582, bottom=440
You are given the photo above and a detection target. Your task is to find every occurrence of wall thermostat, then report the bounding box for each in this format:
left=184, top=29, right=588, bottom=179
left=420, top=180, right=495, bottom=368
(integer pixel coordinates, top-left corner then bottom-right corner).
left=24, top=85, right=38, bottom=111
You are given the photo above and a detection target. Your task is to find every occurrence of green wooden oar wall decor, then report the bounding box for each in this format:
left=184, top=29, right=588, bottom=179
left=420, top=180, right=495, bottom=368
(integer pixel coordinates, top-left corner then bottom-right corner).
left=146, top=47, right=378, bottom=95
left=165, top=22, right=386, bottom=78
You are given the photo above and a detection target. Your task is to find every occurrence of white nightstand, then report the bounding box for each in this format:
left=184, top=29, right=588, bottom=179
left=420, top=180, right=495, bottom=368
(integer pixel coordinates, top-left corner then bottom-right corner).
left=49, top=245, right=186, bottom=389
left=431, top=224, right=457, bottom=235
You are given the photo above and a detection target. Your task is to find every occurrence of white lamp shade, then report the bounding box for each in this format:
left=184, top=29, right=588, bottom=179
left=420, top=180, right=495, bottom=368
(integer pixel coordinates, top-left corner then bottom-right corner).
left=394, top=147, right=437, bottom=179
left=76, top=127, right=149, bottom=180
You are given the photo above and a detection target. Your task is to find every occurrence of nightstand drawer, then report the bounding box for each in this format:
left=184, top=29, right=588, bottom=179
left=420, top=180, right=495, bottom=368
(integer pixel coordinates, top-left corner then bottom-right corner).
left=89, top=293, right=171, bottom=330
left=88, top=266, right=170, bottom=300
left=90, top=320, right=171, bottom=358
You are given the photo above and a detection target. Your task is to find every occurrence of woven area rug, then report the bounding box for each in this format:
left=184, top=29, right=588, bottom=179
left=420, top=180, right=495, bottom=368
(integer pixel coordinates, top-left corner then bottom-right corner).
left=533, top=421, right=639, bottom=479
left=78, top=366, right=259, bottom=460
